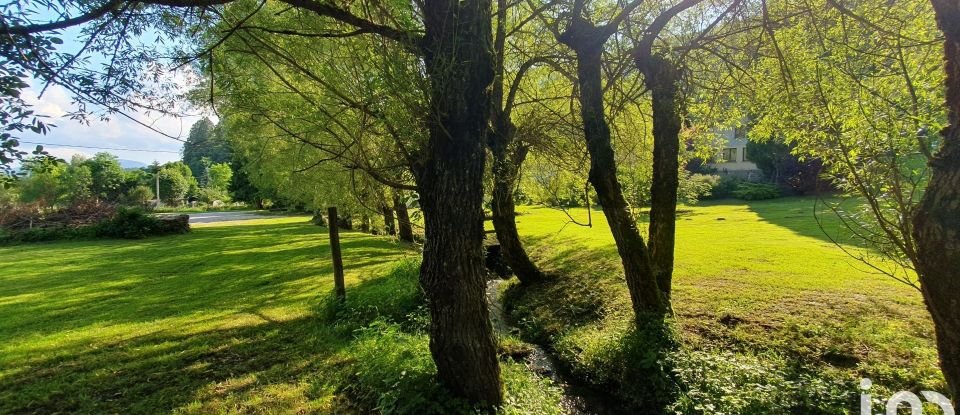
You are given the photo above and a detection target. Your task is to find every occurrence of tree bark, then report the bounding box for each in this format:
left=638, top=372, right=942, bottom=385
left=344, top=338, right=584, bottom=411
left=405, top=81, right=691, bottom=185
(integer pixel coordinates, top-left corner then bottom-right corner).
left=489, top=136, right=544, bottom=284
left=560, top=22, right=667, bottom=316
left=485, top=0, right=544, bottom=285
left=637, top=54, right=682, bottom=303
left=914, top=0, right=960, bottom=403
left=393, top=192, right=414, bottom=243
left=359, top=214, right=371, bottom=233
left=413, top=0, right=503, bottom=406
left=382, top=205, right=396, bottom=236
left=328, top=206, right=345, bottom=304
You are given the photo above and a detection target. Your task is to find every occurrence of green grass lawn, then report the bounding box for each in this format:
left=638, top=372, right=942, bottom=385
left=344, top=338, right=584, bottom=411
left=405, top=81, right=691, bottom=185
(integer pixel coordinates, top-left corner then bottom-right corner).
left=0, top=216, right=560, bottom=414
left=0, top=198, right=945, bottom=414
left=505, top=197, right=944, bottom=413
left=0, top=216, right=400, bottom=413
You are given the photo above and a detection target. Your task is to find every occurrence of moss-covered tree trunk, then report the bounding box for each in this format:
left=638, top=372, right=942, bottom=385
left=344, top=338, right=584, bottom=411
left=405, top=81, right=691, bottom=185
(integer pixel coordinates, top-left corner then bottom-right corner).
left=560, top=21, right=667, bottom=316
left=485, top=0, right=543, bottom=285
left=414, top=0, right=503, bottom=406
left=637, top=54, right=682, bottom=303
left=359, top=214, right=371, bottom=233
left=490, top=130, right=543, bottom=284
left=393, top=192, right=414, bottom=243
left=914, top=0, right=960, bottom=403
left=382, top=204, right=396, bottom=236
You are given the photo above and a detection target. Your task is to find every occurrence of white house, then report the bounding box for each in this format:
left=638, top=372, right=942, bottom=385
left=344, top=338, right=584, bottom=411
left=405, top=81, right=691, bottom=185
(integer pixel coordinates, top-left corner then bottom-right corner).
left=706, top=128, right=762, bottom=180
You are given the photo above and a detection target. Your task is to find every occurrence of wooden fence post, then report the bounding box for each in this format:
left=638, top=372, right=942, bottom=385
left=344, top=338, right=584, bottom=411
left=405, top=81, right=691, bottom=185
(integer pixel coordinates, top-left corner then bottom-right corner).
left=328, top=206, right=346, bottom=303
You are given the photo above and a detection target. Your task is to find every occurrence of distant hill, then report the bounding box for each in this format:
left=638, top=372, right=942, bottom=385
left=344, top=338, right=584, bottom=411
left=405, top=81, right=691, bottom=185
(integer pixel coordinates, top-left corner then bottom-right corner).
left=119, top=159, right=147, bottom=169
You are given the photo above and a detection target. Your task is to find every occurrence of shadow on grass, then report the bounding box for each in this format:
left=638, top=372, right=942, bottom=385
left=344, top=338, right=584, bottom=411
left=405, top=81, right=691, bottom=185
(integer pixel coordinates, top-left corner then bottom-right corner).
left=509, top=207, right=942, bottom=412
left=0, top=315, right=349, bottom=414
left=0, top=220, right=423, bottom=414
left=735, top=196, right=851, bottom=245
left=0, top=222, right=409, bottom=337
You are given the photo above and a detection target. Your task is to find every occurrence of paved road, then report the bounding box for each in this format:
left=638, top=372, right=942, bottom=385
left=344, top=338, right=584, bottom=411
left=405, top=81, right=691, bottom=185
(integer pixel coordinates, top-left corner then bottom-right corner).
left=186, top=211, right=272, bottom=224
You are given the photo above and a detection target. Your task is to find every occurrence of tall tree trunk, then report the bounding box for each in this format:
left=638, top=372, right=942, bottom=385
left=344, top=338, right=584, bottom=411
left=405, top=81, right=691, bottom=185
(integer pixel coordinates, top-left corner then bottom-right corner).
left=415, top=0, right=503, bottom=406
left=914, top=0, right=960, bottom=403
left=490, top=135, right=543, bottom=284
left=359, top=214, right=371, bottom=233
left=393, top=192, right=414, bottom=243
left=382, top=204, right=396, bottom=236
left=638, top=54, right=682, bottom=303
left=486, top=0, right=544, bottom=285
left=561, top=26, right=666, bottom=316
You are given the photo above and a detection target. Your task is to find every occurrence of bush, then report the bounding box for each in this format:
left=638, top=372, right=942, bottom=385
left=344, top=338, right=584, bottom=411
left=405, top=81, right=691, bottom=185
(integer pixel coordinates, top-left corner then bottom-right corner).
left=683, top=174, right=721, bottom=203
left=732, top=182, right=781, bottom=200
left=94, top=208, right=189, bottom=239
left=0, top=226, right=93, bottom=243
left=123, top=185, right=155, bottom=207
left=706, top=176, right=744, bottom=199
left=704, top=177, right=782, bottom=201
left=198, top=187, right=231, bottom=204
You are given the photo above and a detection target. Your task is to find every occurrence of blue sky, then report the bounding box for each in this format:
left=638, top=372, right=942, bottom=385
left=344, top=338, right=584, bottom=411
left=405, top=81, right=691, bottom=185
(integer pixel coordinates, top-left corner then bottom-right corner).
left=15, top=6, right=208, bottom=166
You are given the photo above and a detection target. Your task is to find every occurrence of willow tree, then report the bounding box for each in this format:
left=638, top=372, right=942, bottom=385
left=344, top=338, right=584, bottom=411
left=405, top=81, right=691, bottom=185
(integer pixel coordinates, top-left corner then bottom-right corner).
left=488, top=0, right=547, bottom=284
left=551, top=0, right=674, bottom=316
left=916, top=0, right=960, bottom=403
left=2, top=0, right=503, bottom=405
left=538, top=0, right=736, bottom=317
left=203, top=1, right=503, bottom=404
left=735, top=0, right=957, bottom=400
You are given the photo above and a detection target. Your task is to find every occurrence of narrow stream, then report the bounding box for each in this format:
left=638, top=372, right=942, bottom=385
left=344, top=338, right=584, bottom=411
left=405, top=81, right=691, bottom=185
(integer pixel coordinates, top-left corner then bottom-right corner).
left=486, top=279, right=624, bottom=415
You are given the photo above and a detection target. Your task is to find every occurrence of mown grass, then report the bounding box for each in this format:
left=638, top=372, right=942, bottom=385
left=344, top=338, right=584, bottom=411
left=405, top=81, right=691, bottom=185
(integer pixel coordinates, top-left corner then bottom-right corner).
left=1, top=198, right=947, bottom=414
left=0, top=216, right=563, bottom=414
left=503, top=197, right=946, bottom=414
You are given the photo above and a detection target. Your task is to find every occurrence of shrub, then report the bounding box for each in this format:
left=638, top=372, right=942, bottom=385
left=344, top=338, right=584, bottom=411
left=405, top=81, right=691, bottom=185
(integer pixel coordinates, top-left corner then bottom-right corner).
left=704, top=178, right=782, bottom=201
left=0, top=226, right=93, bottom=243
left=94, top=208, right=189, bottom=239
left=706, top=176, right=744, bottom=199
left=732, top=182, right=781, bottom=200
left=198, top=187, right=231, bottom=204
left=123, top=185, right=155, bottom=207
left=683, top=174, right=721, bottom=202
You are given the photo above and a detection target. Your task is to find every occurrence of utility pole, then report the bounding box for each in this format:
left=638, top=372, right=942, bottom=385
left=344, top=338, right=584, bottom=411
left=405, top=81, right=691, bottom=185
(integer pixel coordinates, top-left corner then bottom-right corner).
left=155, top=173, right=161, bottom=206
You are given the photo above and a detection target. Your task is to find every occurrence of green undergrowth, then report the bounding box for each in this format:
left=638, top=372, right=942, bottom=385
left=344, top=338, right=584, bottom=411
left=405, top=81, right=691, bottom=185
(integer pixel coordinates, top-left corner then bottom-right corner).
left=327, top=258, right=564, bottom=414
left=503, top=198, right=947, bottom=414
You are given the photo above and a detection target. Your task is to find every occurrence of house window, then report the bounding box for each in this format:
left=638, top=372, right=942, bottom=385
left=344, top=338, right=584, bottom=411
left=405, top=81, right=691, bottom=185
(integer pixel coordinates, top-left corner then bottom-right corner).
left=742, top=149, right=750, bottom=162
left=722, top=148, right=737, bottom=163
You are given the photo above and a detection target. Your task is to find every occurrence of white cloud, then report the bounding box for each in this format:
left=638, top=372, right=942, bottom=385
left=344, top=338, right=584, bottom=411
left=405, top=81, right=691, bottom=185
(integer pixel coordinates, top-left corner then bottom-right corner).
left=18, top=80, right=212, bottom=165
left=44, top=147, right=94, bottom=162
